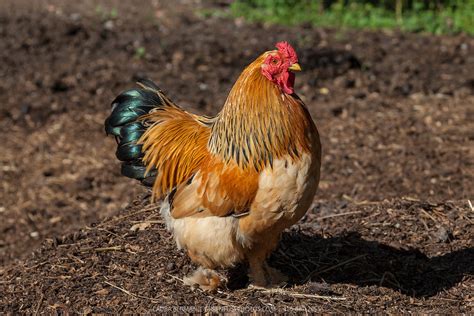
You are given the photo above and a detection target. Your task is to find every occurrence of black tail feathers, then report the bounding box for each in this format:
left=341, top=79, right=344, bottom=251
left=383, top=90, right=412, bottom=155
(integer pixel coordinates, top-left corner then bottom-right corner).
left=104, top=79, right=163, bottom=185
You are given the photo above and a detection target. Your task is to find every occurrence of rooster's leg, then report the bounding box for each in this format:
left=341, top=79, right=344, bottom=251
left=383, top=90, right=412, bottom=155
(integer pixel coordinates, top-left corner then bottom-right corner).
left=247, top=237, right=288, bottom=287
left=262, top=262, right=288, bottom=285
left=183, top=267, right=221, bottom=291
left=248, top=251, right=268, bottom=287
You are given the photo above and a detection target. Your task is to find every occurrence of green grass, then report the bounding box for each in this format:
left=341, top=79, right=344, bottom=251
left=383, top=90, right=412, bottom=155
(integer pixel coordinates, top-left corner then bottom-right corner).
left=230, top=0, right=474, bottom=35
left=134, top=47, right=146, bottom=59
left=95, top=5, right=119, bottom=20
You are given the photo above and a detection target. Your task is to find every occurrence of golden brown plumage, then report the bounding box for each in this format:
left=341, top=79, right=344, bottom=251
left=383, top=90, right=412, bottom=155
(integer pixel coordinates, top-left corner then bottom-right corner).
left=105, top=42, right=321, bottom=290
left=139, top=106, right=211, bottom=200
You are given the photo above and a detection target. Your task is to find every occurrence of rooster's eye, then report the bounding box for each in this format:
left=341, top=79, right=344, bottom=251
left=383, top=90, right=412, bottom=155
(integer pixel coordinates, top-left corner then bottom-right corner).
left=272, top=58, right=278, bottom=64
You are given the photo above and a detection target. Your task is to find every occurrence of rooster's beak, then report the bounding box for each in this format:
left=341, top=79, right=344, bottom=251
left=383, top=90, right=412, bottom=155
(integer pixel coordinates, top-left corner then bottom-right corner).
left=289, top=63, right=302, bottom=72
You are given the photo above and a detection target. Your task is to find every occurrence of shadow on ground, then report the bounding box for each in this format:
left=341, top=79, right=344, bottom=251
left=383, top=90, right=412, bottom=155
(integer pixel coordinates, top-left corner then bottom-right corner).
left=229, top=231, right=473, bottom=298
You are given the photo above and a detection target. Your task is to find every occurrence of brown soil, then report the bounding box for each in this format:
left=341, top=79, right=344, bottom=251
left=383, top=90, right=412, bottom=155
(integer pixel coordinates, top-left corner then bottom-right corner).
left=0, top=0, right=473, bottom=313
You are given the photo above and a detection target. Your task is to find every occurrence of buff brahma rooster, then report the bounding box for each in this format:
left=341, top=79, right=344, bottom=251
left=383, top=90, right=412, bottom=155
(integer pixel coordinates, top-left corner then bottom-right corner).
left=105, top=42, right=321, bottom=290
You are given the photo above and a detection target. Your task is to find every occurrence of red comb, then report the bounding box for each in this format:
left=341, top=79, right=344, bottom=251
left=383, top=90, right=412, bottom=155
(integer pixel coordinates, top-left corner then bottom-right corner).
left=276, top=41, right=298, bottom=64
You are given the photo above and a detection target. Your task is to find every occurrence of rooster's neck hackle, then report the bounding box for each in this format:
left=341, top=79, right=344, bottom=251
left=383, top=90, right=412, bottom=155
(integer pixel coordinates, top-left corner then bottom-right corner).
left=209, top=54, right=312, bottom=171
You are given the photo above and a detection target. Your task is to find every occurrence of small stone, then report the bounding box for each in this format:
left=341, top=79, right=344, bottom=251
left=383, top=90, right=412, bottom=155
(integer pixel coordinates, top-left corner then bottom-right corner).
left=104, top=20, right=114, bottom=31
left=130, top=222, right=151, bottom=231
left=319, top=87, right=329, bottom=95
left=345, top=78, right=355, bottom=88
left=354, top=92, right=366, bottom=99
left=95, top=288, right=109, bottom=296
left=70, top=13, right=81, bottom=21
left=434, top=226, right=453, bottom=243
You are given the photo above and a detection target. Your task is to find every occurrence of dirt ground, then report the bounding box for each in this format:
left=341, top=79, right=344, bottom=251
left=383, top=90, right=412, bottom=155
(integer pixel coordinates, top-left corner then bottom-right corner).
left=0, top=0, right=473, bottom=313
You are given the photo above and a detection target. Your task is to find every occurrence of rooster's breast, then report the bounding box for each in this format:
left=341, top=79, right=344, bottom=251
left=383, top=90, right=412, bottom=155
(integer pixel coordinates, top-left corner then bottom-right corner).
left=237, top=148, right=321, bottom=245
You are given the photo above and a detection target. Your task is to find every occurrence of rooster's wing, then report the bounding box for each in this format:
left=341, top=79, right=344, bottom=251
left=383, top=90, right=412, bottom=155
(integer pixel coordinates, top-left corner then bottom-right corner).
left=136, top=83, right=259, bottom=219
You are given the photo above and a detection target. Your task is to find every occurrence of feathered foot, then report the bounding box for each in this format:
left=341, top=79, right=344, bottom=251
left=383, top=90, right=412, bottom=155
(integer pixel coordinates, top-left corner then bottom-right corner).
left=263, top=263, right=289, bottom=286
left=183, top=267, right=221, bottom=292
left=248, top=260, right=288, bottom=288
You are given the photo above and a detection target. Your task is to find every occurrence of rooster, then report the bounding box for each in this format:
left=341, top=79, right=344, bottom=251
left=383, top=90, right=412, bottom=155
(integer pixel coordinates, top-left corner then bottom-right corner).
left=105, top=42, right=321, bottom=290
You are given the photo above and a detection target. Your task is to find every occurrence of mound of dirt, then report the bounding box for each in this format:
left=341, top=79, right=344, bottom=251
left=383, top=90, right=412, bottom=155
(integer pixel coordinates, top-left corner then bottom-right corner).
left=1, top=195, right=472, bottom=313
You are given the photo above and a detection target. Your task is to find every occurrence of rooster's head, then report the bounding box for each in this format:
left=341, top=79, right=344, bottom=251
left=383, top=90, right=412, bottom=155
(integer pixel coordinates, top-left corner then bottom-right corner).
left=261, top=42, right=301, bottom=94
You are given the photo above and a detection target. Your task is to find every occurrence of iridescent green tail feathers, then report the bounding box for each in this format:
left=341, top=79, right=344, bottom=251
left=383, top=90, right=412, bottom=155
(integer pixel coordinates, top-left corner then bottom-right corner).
left=104, top=79, right=162, bottom=186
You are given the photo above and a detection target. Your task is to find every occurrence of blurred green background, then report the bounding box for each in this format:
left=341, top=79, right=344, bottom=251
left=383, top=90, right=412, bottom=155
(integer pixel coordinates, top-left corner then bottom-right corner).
left=229, top=0, right=474, bottom=35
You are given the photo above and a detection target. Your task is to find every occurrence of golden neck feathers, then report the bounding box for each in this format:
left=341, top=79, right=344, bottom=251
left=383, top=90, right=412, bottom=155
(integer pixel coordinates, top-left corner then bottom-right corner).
left=209, top=54, right=313, bottom=171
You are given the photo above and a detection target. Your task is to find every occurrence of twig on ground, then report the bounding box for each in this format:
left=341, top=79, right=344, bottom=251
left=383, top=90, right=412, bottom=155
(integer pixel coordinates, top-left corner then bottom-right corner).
left=167, top=273, right=185, bottom=284
left=34, top=293, right=44, bottom=316
left=257, top=288, right=346, bottom=301
left=104, top=281, right=160, bottom=303
left=402, top=196, right=421, bottom=202
left=67, top=253, right=85, bottom=264
left=304, top=254, right=367, bottom=283
left=80, top=245, right=124, bottom=253
left=129, top=220, right=164, bottom=224
left=97, top=204, right=161, bottom=227
left=97, top=228, right=124, bottom=240
left=212, top=297, right=237, bottom=306
left=420, top=209, right=438, bottom=223
left=419, top=217, right=430, bottom=232
left=342, top=194, right=380, bottom=205
left=316, top=211, right=362, bottom=220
